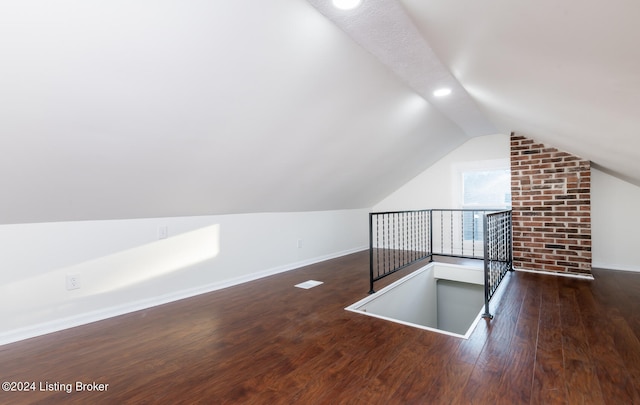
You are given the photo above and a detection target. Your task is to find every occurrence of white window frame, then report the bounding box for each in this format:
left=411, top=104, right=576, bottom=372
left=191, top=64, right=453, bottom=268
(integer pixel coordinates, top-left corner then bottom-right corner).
left=452, top=158, right=511, bottom=210
left=453, top=159, right=511, bottom=242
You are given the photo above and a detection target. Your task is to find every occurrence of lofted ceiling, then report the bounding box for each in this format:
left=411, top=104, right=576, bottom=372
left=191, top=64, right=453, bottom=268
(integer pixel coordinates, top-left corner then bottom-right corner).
left=399, top=0, right=640, bottom=184
left=314, top=0, right=640, bottom=184
left=1, top=0, right=638, bottom=224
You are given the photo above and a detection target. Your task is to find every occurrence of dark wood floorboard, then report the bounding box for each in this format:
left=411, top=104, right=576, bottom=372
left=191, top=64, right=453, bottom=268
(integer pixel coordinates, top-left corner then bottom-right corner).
left=557, top=277, right=605, bottom=404
left=574, top=275, right=640, bottom=404
left=531, top=273, right=567, bottom=404
left=1, top=251, right=639, bottom=404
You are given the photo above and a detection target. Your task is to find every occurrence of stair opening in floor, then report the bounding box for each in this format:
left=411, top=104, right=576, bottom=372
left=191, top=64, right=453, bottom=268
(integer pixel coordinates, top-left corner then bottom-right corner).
left=346, top=261, right=489, bottom=338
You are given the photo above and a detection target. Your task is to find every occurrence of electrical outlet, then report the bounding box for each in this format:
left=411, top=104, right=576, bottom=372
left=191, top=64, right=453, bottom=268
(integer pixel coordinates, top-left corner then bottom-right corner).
left=158, top=225, right=169, bottom=240
left=297, top=239, right=303, bottom=249
left=66, top=274, right=80, bottom=290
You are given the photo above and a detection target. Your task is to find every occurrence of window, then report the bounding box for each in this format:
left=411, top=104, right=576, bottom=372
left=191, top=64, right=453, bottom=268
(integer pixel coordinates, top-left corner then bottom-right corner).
left=462, top=168, right=511, bottom=208
left=457, top=164, right=511, bottom=241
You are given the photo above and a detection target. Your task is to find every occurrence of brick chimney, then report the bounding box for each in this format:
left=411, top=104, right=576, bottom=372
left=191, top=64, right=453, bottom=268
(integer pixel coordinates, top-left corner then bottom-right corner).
left=510, top=133, right=592, bottom=275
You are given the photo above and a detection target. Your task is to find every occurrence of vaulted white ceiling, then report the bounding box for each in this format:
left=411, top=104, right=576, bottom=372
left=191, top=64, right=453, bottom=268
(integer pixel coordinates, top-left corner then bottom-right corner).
left=1, top=0, right=638, bottom=224
left=399, top=0, right=640, bottom=184
left=315, top=0, right=640, bottom=183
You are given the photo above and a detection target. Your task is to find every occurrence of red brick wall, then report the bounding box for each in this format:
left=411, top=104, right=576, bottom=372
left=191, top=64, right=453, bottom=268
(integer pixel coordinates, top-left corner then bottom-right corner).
left=510, top=133, right=592, bottom=275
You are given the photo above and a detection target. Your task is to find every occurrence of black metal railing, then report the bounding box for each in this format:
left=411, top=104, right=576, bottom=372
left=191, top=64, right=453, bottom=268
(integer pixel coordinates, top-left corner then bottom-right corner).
left=482, top=210, right=513, bottom=319
left=431, top=209, right=498, bottom=259
left=369, top=209, right=503, bottom=293
left=369, top=208, right=513, bottom=320
left=369, top=210, right=431, bottom=294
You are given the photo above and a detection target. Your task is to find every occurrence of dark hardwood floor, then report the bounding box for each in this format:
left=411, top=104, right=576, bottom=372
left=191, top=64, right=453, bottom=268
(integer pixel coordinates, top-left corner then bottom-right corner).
left=1, top=250, right=639, bottom=404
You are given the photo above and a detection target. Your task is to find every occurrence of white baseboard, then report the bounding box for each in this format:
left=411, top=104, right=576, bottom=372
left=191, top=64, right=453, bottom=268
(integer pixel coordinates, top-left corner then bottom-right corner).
left=0, top=245, right=367, bottom=347
left=592, top=262, right=640, bottom=273
left=513, top=267, right=595, bottom=280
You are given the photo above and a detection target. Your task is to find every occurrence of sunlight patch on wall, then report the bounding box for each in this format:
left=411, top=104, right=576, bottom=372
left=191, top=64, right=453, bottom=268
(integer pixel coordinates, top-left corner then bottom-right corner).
left=0, top=224, right=220, bottom=320
left=80, top=224, right=220, bottom=295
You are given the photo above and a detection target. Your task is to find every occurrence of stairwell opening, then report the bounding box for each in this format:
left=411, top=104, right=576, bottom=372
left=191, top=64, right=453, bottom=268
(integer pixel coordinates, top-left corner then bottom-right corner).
left=346, top=261, right=489, bottom=338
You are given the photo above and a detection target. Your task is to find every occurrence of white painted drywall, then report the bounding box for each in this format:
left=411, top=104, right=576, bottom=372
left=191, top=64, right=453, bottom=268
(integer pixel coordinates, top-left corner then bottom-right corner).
left=436, top=280, right=484, bottom=335
left=0, top=209, right=368, bottom=344
left=433, top=263, right=484, bottom=285
left=592, top=168, right=640, bottom=272
left=359, top=266, right=438, bottom=328
left=373, top=133, right=510, bottom=211
left=0, top=0, right=468, bottom=224
left=350, top=263, right=483, bottom=336
left=402, top=0, right=640, bottom=188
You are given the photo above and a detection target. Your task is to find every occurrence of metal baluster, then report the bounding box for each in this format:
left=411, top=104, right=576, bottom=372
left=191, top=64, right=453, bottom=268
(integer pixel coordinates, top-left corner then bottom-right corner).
left=429, top=210, right=433, bottom=257
left=369, top=213, right=374, bottom=293
left=472, top=211, right=476, bottom=257
left=403, top=212, right=407, bottom=267
left=405, top=212, right=411, bottom=264
left=460, top=210, right=464, bottom=257
left=393, top=213, right=396, bottom=271
left=439, top=211, right=443, bottom=255
left=450, top=211, right=454, bottom=255
left=407, top=211, right=416, bottom=263
left=422, top=211, right=426, bottom=255
left=412, top=211, right=416, bottom=263
left=385, top=214, right=389, bottom=279
left=416, top=211, right=419, bottom=260
left=376, top=215, right=380, bottom=278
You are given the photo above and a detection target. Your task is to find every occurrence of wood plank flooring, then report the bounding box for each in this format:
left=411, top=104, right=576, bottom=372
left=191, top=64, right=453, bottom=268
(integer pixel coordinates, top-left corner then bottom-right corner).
left=1, top=250, right=639, bottom=404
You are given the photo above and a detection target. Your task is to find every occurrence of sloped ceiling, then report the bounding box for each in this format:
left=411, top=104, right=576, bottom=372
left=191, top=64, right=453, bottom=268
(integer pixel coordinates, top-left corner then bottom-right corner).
left=315, top=0, right=640, bottom=185
left=0, top=0, right=469, bottom=224
left=398, top=0, right=640, bottom=185
left=1, top=0, right=638, bottom=224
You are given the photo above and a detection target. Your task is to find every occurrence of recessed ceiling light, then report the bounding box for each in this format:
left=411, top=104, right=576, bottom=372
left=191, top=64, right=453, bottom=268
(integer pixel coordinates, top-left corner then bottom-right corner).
left=332, top=0, right=362, bottom=10
left=433, top=88, right=452, bottom=97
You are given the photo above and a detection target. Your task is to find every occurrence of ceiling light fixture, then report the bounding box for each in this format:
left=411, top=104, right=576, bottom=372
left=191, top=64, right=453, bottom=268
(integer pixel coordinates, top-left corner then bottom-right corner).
left=433, top=88, right=452, bottom=97
left=332, top=0, right=362, bottom=11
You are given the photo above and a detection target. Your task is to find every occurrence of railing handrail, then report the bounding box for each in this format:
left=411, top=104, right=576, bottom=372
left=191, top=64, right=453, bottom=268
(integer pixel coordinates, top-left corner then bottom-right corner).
left=371, top=208, right=506, bottom=215
left=485, top=209, right=513, bottom=216
left=370, top=209, right=432, bottom=215
left=430, top=208, right=505, bottom=212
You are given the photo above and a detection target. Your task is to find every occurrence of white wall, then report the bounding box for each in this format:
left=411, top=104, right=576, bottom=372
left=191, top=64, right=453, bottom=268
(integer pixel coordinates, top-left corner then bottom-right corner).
left=373, top=134, right=510, bottom=211
left=592, top=168, right=640, bottom=272
left=0, top=209, right=368, bottom=345
left=436, top=280, right=484, bottom=335
left=357, top=265, right=438, bottom=329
